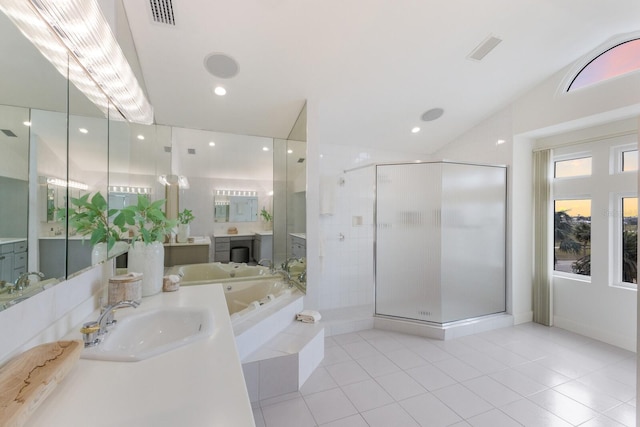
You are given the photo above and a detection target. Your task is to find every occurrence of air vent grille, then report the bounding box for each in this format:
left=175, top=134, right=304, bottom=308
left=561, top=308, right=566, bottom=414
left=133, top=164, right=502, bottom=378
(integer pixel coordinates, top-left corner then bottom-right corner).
left=467, top=35, right=502, bottom=61
left=150, top=0, right=175, bottom=25
left=188, top=148, right=196, bottom=155
left=297, top=158, right=305, bottom=163
left=1, top=129, right=17, bottom=137
left=163, top=146, right=172, bottom=153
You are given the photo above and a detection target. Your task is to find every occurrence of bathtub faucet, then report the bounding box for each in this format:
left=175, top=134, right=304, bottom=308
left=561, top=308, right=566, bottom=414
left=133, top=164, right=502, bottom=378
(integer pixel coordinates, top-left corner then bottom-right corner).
left=273, top=269, right=291, bottom=284
left=281, top=257, right=303, bottom=272
left=258, top=259, right=274, bottom=271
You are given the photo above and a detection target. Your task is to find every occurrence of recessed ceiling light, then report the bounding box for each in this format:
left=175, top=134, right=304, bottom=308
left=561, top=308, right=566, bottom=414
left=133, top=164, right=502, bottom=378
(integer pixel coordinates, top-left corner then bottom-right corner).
left=496, top=139, right=506, bottom=145
left=137, top=134, right=145, bottom=140
left=209, top=141, right=215, bottom=146
left=287, top=149, right=293, bottom=154
left=79, top=128, right=88, bottom=134
left=268, top=191, right=274, bottom=196
left=411, top=127, right=421, bottom=133
left=262, top=147, right=269, bottom=151
left=23, top=121, right=31, bottom=126
left=214, top=86, right=227, bottom=96
left=421, top=108, right=444, bottom=122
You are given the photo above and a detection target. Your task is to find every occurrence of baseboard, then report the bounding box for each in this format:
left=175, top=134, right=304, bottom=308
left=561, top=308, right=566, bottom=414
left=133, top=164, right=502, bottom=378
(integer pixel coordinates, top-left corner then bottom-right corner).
left=553, top=315, right=636, bottom=352
left=512, top=310, right=533, bottom=325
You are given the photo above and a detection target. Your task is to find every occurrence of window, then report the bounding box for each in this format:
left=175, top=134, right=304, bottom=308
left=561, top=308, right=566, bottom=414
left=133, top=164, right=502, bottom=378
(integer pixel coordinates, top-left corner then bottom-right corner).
left=568, top=38, right=640, bottom=91
left=554, top=199, right=591, bottom=276
left=554, top=157, right=592, bottom=178
left=622, top=150, right=638, bottom=172
left=622, top=197, right=638, bottom=284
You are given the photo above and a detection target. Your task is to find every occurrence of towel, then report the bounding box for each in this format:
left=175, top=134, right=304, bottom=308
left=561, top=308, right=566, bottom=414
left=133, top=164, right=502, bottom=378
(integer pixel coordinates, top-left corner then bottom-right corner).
left=296, top=309, right=322, bottom=323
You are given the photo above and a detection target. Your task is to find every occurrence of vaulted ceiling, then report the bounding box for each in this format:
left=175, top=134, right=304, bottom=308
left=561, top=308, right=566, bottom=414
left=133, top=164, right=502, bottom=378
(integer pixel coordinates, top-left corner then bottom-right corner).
left=123, top=1, right=640, bottom=154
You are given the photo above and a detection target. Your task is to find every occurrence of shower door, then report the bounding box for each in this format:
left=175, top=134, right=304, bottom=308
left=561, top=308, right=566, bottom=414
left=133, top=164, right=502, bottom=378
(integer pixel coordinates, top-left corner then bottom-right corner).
left=375, top=162, right=506, bottom=324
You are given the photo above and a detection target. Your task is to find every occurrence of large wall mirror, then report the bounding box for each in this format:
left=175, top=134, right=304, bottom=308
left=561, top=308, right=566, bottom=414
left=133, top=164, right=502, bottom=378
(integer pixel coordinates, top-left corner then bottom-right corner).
left=0, top=7, right=307, bottom=311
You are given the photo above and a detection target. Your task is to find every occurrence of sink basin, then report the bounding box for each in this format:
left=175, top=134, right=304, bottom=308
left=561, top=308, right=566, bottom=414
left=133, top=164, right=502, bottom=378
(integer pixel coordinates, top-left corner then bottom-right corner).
left=81, top=307, right=214, bottom=362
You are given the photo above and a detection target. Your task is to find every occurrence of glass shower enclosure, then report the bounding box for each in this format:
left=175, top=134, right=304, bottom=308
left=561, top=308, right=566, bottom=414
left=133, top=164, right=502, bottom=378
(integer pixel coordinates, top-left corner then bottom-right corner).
left=375, top=161, right=506, bottom=324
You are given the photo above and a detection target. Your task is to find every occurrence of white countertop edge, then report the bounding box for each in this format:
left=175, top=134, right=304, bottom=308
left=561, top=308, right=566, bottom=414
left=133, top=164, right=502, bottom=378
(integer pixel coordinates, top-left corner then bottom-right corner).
left=25, top=285, right=255, bottom=427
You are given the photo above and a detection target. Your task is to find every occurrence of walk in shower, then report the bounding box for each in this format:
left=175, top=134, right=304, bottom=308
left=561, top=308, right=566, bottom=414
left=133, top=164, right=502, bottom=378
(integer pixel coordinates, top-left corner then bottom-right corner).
left=375, top=161, right=506, bottom=328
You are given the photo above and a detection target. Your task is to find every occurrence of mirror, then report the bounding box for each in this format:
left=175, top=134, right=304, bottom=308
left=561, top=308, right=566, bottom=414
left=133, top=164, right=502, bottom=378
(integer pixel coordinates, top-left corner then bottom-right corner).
left=214, top=194, right=259, bottom=222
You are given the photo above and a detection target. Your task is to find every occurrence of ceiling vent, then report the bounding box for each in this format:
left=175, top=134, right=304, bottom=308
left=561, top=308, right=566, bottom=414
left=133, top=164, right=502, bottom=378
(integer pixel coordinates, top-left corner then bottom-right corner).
left=188, top=148, right=196, bottom=155
left=163, top=146, right=172, bottom=153
left=297, top=158, right=305, bottom=163
left=149, top=0, right=175, bottom=26
left=1, top=129, right=17, bottom=137
left=467, top=35, right=502, bottom=61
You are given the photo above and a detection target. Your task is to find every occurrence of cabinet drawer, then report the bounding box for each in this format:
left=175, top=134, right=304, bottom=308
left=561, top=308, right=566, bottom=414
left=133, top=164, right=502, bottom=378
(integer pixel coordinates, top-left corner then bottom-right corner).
left=14, top=252, right=26, bottom=269
left=0, top=244, right=12, bottom=255
left=13, top=241, right=27, bottom=253
left=215, top=241, right=231, bottom=251
left=215, top=251, right=230, bottom=263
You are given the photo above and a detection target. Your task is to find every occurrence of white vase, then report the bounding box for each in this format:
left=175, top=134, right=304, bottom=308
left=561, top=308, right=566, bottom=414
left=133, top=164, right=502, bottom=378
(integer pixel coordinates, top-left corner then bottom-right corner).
left=91, top=242, right=108, bottom=265
left=177, top=223, right=190, bottom=243
left=128, top=241, right=164, bottom=297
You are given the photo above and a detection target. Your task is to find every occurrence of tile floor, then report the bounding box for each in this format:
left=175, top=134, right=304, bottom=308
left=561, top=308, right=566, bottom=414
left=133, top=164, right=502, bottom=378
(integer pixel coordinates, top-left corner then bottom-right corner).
left=252, top=323, right=636, bottom=427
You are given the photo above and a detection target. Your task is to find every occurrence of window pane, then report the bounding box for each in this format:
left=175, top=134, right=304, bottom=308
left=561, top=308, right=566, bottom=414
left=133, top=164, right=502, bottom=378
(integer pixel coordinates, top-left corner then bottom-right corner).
left=554, top=199, right=591, bottom=276
left=622, top=150, right=638, bottom=172
left=622, top=197, right=637, bottom=284
left=554, top=157, right=592, bottom=178
left=568, top=38, right=640, bottom=91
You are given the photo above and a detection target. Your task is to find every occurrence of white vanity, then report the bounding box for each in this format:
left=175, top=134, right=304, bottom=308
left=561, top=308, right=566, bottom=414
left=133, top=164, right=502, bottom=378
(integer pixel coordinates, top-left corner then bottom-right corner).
left=24, top=285, right=255, bottom=427
left=0, top=238, right=27, bottom=283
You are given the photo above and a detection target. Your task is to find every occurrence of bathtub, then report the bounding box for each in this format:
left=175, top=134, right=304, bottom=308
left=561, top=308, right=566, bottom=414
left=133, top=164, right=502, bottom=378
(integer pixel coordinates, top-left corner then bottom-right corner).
left=166, top=262, right=272, bottom=286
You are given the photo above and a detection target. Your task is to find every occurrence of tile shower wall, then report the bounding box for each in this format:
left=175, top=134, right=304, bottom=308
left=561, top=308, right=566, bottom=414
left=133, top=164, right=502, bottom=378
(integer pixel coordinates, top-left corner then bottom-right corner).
left=315, top=143, right=427, bottom=311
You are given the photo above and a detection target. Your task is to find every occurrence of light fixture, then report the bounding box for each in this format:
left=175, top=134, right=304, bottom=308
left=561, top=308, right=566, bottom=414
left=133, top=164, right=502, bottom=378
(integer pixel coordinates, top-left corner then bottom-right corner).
left=46, top=177, right=88, bottom=190
left=496, top=139, right=506, bottom=145
left=79, top=128, right=88, bottom=134
left=23, top=121, right=31, bottom=126
left=209, top=141, right=215, bottom=147
left=137, top=134, right=145, bottom=140
left=108, top=185, right=151, bottom=194
left=214, top=86, right=227, bottom=96
left=0, top=0, right=154, bottom=124
left=215, top=189, right=257, bottom=197
left=287, top=149, right=293, bottom=154
left=411, top=127, right=421, bottom=133
left=268, top=191, right=274, bottom=196
left=262, top=147, right=269, bottom=152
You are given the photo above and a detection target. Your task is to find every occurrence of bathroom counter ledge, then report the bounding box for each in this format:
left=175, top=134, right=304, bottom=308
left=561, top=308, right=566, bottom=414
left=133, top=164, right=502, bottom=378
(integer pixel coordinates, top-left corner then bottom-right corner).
left=25, top=285, right=254, bottom=427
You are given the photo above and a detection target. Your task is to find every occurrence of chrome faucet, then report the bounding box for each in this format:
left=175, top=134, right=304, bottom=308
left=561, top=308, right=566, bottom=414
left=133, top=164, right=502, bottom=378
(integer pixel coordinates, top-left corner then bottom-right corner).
left=80, top=300, right=140, bottom=348
left=258, top=259, right=274, bottom=270
left=14, top=271, right=45, bottom=293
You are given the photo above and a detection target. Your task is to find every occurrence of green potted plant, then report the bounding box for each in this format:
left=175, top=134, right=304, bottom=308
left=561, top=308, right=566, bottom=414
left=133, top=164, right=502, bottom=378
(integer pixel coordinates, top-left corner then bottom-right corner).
left=176, top=208, right=195, bottom=243
left=68, top=191, right=127, bottom=264
left=260, top=206, right=273, bottom=230
left=114, top=196, right=176, bottom=296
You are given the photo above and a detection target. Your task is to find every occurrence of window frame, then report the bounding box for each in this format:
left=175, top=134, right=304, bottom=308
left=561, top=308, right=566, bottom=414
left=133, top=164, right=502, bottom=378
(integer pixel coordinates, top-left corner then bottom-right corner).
left=552, top=196, right=593, bottom=282
left=553, top=152, right=593, bottom=180
left=612, top=193, right=638, bottom=289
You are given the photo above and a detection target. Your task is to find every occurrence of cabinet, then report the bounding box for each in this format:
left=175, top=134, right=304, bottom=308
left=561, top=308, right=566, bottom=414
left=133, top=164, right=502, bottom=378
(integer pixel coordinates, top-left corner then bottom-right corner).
left=0, top=240, right=27, bottom=283
left=253, top=233, right=272, bottom=263
left=290, top=234, right=306, bottom=259
left=214, top=237, right=231, bottom=263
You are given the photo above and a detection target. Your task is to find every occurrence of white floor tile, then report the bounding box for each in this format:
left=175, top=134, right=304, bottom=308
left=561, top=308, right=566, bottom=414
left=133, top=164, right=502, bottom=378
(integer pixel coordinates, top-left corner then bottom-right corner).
left=375, top=370, right=427, bottom=401
left=580, top=414, right=628, bottom=427
left=341, top=379, right=394, bottom=412
left=332, top=332, right=364, bottom=345
left=318, top=413, right=369, bottom=427
left=466, top=408, right=521, bottom=427
left=433, top=357, right=483, bottom=382
left=528, top=389, right=598, bottom=425
left=304, top=388, right=358, bottom=425
left=512, top=360, right=571, bottom=388
left=385, top=347, right=430, bottom=369
left=432, top=383, right=493, bottom=419
left=489, top=367, right=548, bottom=396
left=361, top=403, right=420, bottom=427
left=463, top=376, right=522, bottom=407
left=261, top=397, right=316, bottom=427
left=355, top=353, right=400, bottom=377
left=325, top=360, right=371, bottom=386
left=300, top=366, right=339, bottom=396
left=603, top=402, right=636, bottom=427
left=367, top=336, right=406, bottom=354
left=320, top=345, right=352, bottom=366
left=406, top=364, right=457, bottom=391
left=400, top=392, right=463, bottom=426
left=456, top=349, right=508, bottom=374
left=501, top=398, right=573, bottom=427
left=554, top=380, right=624, bottom=412
left=341, top=340, right=379, bottom=360
left=577, top=371, right=636, bottom=402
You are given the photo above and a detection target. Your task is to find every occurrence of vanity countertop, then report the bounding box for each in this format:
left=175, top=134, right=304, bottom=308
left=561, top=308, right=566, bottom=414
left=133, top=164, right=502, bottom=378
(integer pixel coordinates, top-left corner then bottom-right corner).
left=24, top=285, right=254, bottom=427
left=214, top=232, right=256, bottom=238
left=254, top=230, right=273, bottom=236
left=164, top=236, right=211, bottom=247
left=290, top=232, right=306, bottom=239
left=0, top=237, right=27, bottom=244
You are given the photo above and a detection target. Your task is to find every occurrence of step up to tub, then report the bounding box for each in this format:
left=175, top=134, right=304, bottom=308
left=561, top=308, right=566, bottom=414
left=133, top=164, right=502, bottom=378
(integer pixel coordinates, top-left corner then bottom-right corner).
left=241, top=321, right=324, bottom=403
